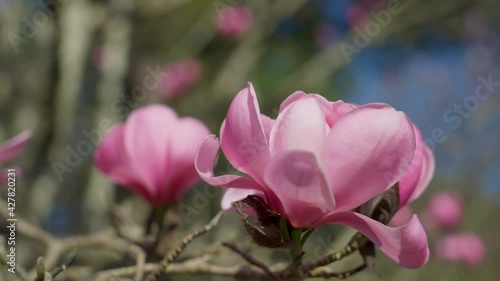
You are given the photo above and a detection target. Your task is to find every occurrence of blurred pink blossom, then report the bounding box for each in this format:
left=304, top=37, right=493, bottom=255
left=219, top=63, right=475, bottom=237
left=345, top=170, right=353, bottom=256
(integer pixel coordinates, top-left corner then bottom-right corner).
left=423, top=191, right=464, bottom=230
left=94, top=105, right=210, bottom=206
left=216, top=7, right=255, bottom=38
left=158, top=59, right=202, bottom=99
left=195, top=83, right=430, bottom=268
left=91, top=45, right=106, bottom=70
left=0, top=131, right=31, bottom=185
left=436, top=233, right=486, bottom=267
left=347, top=5, right=370, bottom=28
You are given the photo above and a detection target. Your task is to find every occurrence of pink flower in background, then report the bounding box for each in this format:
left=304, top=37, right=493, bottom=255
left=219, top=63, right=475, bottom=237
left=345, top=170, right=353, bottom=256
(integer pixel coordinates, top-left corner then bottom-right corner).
left=0, top=131, right=31, bottom=185
left=94, top=105, right=210, bottom=206
left=158, top=59, right=202, bottom=99
left=216, top=7, right=255, bottom=38
left=91, top=45, right=106, bottom=70
left=347, top=5, right=370, bottom=28
left=196, top=83, right=430, bottom=268
left=423, top=191, right=464, bottom=230
left=436, top=233, right=486, bottom=267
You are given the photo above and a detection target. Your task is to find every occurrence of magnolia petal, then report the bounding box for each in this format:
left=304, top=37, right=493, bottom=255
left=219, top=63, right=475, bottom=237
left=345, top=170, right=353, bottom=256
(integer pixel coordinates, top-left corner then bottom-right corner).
left=279, top=91, right=310, bottom=112
left=195, top=135, right=265, bottom=191
left=315, top=212, right=429, bottom=269
left=263, top=150, right=335, bottom=228
left=389, top=206, right=414, bottom=227
left=279, top=92, right=356, bottom=127
left=0, top=130, right=32, bottom=164
left=221, top=188, right=262, bottom=210
left=321, top=103, right=416, bottom=212
left=220, top=83, right=271, bottom=183
left=410, top=145, right=434, bottom=203
left=164, top=117, right=211, bottom=203
left=270, top=98, right=327, bottom=155
left=399, top=126, right=435, bottom=207
left=123, top=105, right=178, bottom=196
left=94, top=125, right=154, bottom=202
left=260, top=114, right=275, bottom=141
left=327, top=100, right=357, bottom=127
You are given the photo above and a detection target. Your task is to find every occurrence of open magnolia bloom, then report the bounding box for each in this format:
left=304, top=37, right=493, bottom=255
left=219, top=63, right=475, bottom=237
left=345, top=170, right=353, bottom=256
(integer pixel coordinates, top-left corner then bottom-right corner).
left=196, top=83, right=433, bottom=269
left=95, top=105, right=210, bottom=206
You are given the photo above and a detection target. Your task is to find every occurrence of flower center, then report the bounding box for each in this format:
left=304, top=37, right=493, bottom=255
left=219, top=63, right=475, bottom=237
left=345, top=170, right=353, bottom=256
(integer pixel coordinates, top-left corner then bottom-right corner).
left=285, top=160, right=314, bottom=187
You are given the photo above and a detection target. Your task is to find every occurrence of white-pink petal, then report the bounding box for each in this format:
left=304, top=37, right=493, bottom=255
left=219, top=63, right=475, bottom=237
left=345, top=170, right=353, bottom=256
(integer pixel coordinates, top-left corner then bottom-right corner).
left=221, top=189, right=262, bottom=210
left=321, top=104, right=416, bottom=212
left=195, top=135, right=266, bottom=191
left=270, top=98, right=327, bottom=155
left=399, top=125, right=435, bottom=207
left=263, top=150, right=335, bottom=228
left=315, top=212, right=429, bottom=269
left=220, top=83, right=271, bottom=183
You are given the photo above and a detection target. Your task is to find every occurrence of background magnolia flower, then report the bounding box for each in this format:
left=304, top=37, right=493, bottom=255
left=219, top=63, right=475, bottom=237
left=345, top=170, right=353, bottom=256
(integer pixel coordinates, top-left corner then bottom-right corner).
left=95, top=105, right=210, bottom=206
left=436, top=233, right=486, bottom=267
left=347, top=5, right=369, bottom=28
left=158, top=58, right=202, bottom=99
left=196, top=83, right=431, bottom=269
left=423, top=191, right=464, bottom=230
left=91, top=45, right=106, bottom=70
left=0, top=130, right=31, bottom=185
left=216, top=7, right=255, bottom=38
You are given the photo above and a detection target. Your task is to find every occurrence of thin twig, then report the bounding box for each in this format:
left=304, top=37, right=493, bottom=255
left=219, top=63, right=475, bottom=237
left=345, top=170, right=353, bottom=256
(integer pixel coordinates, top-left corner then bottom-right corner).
left=222, top=242, right=282, bottom=281
left=301, top=233, right=365, bottom=273
left=309, top=263, right=368, bottom=279
left=94, top=255, right=272, bottom=280
left=144, top=211, right=224, bottom=281
left=50, top=246, right=78, bottom=278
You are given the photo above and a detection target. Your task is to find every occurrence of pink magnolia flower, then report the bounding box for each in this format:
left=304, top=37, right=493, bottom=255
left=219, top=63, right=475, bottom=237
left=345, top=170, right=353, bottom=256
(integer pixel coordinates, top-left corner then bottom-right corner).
left=216, top=7, right=255, bottom=38
left=94, top=105, right=210, bottom=206
left=347, top=5, right=370, bottom=28
left=195, top=83, right=430, bottom=268
left=436, top=233, right=486, bottom=267
left=0, top=131, right=31, bottom=185
left=158, top=59, right=202, bottom=99
left=423, top=191, right=463, bottom=230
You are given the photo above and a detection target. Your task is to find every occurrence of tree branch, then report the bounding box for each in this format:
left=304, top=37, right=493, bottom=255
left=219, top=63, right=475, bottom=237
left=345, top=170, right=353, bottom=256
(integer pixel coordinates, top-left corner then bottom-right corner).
left=144, top=211, right=224, bottom=281
left=222, top=242, right=282, bottom=281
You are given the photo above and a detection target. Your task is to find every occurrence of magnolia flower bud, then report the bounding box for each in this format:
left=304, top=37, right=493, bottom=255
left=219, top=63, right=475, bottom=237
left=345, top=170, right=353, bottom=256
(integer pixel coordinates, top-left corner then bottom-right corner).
left=232, top=195, right=292, bottom=249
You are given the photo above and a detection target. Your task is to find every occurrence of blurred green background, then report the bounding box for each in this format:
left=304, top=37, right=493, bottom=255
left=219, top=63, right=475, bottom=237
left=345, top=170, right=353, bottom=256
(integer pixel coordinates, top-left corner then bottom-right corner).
left=0, top=0, right=499, bottom=280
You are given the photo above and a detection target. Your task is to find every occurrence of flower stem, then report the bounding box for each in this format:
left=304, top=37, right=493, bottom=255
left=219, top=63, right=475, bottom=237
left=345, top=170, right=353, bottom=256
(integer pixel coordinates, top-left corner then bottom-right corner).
left=282, top=229, right=305, bottom=279
left=145, top=211, right=224, bottom=281
left=145, top=206, right=168, bottom=235
left=300, top=228, right=315, bottom=245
